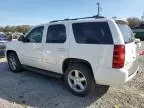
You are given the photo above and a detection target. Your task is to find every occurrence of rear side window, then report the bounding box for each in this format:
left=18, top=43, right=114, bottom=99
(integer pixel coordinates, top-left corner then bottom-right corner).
left=72, top=22, right=113, bottom=44
left=46, top=24, right=66, bottom=43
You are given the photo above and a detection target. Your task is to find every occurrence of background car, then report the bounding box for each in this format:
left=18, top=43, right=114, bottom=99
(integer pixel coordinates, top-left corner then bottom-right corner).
left=132, top=24, right=144, bottom=40
left=0, top=33, right=9, bottom=57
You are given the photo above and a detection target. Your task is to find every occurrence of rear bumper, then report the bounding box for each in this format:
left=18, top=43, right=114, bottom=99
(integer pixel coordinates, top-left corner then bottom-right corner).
left=93, top=65, right=139, bottom=85
left=126, top=67, right=139, bottom=82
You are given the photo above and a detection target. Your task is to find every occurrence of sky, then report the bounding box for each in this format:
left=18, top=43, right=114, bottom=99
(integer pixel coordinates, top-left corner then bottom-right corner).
left=0, top=0, right=143, bottom=26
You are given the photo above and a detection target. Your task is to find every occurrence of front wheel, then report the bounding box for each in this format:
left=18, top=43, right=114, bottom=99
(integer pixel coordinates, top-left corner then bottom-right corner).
left=64, top=63, right=95, bottom=97
left=7, top=52, right=23, bottom=73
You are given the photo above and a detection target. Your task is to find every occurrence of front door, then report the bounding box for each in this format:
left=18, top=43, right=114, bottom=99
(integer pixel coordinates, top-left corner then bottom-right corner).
left=19, top=26, right=44, bottom=68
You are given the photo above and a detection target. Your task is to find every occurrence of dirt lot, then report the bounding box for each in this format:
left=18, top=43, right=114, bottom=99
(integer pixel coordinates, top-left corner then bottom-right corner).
left=0, top=43, right=144, bottom=108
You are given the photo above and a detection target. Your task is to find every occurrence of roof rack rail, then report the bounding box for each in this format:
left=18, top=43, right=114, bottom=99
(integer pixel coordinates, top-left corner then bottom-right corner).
left=50, top=19, right=68, bottom=23
left=49, top=15, right=105, bottom=23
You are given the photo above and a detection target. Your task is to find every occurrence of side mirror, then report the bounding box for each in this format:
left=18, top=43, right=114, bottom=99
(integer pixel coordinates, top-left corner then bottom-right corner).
left=18, top=35, right=25, bottom=42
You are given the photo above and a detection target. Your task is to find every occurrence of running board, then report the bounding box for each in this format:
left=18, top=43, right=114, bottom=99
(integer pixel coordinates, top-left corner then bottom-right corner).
left=23, top=65, right=63, bottom=78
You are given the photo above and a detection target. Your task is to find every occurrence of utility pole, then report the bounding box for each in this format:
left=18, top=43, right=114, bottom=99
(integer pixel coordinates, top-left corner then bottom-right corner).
left=97, top=2, right=101, bottom=16
left=142, top=12, right=144, bottom=23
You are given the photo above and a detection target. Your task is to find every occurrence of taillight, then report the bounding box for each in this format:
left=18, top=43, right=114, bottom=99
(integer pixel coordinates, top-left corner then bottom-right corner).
left=112, top=45, right=125, bottom=69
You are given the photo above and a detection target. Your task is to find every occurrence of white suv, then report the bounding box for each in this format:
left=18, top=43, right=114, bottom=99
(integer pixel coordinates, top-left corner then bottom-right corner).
left=6, top=16, right=139, bottom=96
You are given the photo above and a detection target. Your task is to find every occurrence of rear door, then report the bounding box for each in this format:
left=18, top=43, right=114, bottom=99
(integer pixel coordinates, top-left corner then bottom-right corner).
left=42, top=24, right=69, bottom=73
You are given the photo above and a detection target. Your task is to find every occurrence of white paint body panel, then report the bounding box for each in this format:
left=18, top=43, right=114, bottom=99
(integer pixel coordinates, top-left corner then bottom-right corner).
left=6, top=18, right=139, bottom=85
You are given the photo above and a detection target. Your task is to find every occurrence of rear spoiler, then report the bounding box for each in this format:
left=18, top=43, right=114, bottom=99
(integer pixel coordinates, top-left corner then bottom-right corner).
left=113, top=18, right=128, bottom=25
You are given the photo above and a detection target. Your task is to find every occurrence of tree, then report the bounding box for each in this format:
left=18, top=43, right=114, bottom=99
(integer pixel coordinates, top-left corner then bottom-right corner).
left=0, top=26, right=4, bottom=32
left=0, top=25, right=31, bottom=33
left=4, top=26, right=12, bottom=32
left=15, top=25, right=31, bottom=33
left=127, top=17, right=141, bottom=27
left=22, top=25, right=31, bottom=33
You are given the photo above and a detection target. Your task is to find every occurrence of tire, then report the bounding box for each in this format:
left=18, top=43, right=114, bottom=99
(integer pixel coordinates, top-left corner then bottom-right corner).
left=64, top=63, right=95, bottom=97
left=7, top=52, right=23, bottom=73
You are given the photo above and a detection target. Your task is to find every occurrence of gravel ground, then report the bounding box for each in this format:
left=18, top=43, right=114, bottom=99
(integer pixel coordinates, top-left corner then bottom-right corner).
left=0, top=43, right=144, bottom=108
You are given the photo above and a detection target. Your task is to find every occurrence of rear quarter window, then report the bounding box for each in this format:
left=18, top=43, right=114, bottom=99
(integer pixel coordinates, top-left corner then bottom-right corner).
left=117, top=24, right=135, bottom=44
left=72, top=22, right=113, bottom=44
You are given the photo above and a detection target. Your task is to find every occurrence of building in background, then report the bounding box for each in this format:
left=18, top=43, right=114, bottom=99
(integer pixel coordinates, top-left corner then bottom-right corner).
left=132, top=24, right=144, bottom=40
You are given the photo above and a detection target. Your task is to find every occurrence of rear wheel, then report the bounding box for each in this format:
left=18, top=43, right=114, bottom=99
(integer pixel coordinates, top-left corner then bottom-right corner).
left=7, top=52, right=23, bottom=73
left=64, top=63, right=95, bottom=97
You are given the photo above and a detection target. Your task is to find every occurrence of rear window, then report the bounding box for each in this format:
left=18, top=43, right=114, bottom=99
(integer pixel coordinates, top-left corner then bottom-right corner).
left=118, top=24, right=135, bottom=44
left=72, top=22, right=113, bottom=44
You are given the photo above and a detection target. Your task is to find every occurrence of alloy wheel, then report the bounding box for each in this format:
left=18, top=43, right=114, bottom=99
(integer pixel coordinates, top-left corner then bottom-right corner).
left=68, top=70, right=87, bottom=92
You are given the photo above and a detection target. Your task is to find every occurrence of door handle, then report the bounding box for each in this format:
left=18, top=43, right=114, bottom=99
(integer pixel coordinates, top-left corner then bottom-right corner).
left=57, top=48, right=66, bottom=51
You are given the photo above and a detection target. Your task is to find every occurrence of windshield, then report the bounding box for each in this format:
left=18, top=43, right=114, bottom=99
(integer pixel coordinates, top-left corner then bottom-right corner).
left=118, top=24, right=135, bottom=44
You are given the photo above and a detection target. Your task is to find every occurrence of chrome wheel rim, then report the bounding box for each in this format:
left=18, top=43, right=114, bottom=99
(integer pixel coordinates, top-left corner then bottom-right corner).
left=68, top=70, right=87, bottom=92
left=9, top=55, right=16, bottom=70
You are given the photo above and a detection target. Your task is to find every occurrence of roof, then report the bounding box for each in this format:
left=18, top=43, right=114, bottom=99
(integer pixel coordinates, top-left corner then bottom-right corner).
left=49, top=15, right=105, bottom=23
left=36, top=16, right=126, bottom=26
left=34, top=16, right=109, bottom=27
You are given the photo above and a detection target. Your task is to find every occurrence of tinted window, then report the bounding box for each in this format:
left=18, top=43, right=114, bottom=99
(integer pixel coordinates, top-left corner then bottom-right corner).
left=46, top=24, right=66, bottom=43
left=72, top=22, right=113, bottom=44
left=25, top=26, right=44, bottom=43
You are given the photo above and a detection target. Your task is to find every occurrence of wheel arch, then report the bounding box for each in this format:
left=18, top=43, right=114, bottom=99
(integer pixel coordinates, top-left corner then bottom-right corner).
left=6, top=50, right=17, bottom=58
left=62, top=58, right=93, bottom=74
